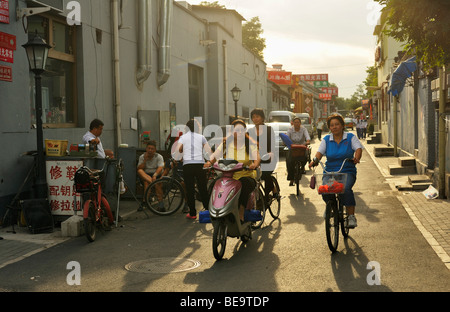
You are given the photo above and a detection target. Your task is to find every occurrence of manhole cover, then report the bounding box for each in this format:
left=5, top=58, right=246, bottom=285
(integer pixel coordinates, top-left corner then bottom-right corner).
left=125, top=257, right=201, bottom=274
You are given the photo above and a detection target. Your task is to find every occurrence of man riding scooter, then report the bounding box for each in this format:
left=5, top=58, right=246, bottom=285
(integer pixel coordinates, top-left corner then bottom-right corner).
left=206, top=119, right=261, bottom=223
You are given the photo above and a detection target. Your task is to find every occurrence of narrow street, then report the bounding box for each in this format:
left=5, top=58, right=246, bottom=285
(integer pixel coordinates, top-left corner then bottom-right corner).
left=0, top=133, right=449, bottom=295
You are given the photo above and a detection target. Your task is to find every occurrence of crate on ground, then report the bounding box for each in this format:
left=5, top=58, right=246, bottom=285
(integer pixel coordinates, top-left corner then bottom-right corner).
left=45, top=139, right=68, bottom=157
left=314, top=172, right=347, bottom=194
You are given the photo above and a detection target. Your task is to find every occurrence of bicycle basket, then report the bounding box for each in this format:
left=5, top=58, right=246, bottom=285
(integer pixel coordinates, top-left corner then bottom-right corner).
left=74, top=167, right=92, bottom=193
left=314, top=173, right=347, bottom=194
left=290, top=144, right=307, bottom=158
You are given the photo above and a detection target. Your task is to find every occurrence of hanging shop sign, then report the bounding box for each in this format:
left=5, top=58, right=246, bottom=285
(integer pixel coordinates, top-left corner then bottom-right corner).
left=0, top=31, right=16, bottom=63
left=321, top=87, right=339, bottom=96
left=268, top=71, right=292, bottom=85
left=0, top=64, right=12, bottom=81
left=296, top=74, right=329, bottom=82
left=46, top=160, right=83, bottom=215
left=319, top=93, right=332, bottom=100
left=0, top=0, right=9, bottom=24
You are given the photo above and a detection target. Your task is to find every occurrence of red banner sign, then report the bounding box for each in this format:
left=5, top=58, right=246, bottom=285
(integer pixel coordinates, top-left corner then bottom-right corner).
left=268, top=71, right=292, bottom=85
left=0, top=64, right=12, bottom=82
left=295, top=74, right=329, bottom=82
left=0, top=31, right=16, bottom=50
left=321, top=87, right=339, bottom=96
left=0, top=0, right=9, bottom=24
left=319, top=93, right=332, bottom=101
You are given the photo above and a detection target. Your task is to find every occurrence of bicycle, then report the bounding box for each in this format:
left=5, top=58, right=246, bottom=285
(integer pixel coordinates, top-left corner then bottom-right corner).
left=143, top=157, right=217, bottom=216
left=259, top=172, right=281, bottom=220
left=312, top=158, right=353, bottom=253
left=290, top=144, right=311, bottom=196
left=74, top=160, right=114, bottom=242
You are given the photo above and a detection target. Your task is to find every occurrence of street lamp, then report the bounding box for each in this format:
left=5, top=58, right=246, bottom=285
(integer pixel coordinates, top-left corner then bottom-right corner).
left=231, top=84, right=241, bottom=121
left=23, top=32, right=51, bottom=199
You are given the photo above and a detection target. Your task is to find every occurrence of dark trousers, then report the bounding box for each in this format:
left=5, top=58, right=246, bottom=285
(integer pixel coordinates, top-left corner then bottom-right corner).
left=286, top=151, right=306, bottom=181
left=238, top=177, right=257, bottom=208
left=317, top=129, right=322, bottom=140
left=183, top=164, right=209, bottom=216
left=261, top=171, right=274, bottom=199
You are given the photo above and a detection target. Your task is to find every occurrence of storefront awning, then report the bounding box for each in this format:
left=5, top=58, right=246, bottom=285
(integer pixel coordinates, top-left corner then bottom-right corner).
left=388, top=56, right=417, bottom=96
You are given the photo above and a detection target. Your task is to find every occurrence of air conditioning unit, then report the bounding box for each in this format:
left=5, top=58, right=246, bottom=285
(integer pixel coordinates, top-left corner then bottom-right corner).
left=27, top=0, right=64, bottom=13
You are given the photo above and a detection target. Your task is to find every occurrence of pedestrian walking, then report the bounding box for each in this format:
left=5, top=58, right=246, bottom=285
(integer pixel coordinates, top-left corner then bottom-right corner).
left=317, top=119, right=324, bottom=140
left=177, top=118, right=213, bottom=219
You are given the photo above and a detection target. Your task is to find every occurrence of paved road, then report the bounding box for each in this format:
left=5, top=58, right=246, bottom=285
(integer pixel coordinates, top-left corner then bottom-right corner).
left=0, top=135, right=449, bottom=294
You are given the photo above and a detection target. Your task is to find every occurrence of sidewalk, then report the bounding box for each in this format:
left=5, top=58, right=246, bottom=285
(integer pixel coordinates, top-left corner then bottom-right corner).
left=0, top=198, right=140, bottom=270
left=363, top=141, right=450, bottom=270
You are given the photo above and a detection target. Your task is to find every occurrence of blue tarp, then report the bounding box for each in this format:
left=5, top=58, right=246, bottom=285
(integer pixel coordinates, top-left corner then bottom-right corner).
left=388, top=56, right=417, bottom=96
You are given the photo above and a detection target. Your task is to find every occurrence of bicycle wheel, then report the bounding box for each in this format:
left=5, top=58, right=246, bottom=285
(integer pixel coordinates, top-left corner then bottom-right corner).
left=100, top=194, right=113, bottom=230
left=84, top=201, right=97, bottom=242
left=340, top=204, right=350, bottom=238
left=212, top=220, right=227, bottom=260
left=251, top=189, right=266, bottom=230
left=268, top=176, right=281, bottom=219
left=325, top=200, right=339, bottom=252
left=145, top=177, right=185, bottom=216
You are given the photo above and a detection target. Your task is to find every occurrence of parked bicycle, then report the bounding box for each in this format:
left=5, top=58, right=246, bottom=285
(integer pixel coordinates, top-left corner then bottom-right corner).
left=144, top=157, right=217, bottom=216
left=74, top=160, right=114, bottom=242
left=312, top=158, right=353, bottom=252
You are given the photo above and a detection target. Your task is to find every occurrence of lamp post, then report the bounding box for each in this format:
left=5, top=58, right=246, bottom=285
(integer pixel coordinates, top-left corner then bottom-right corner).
left=231, top=84, right=241, bottom=121
left=23, top=32, right=51, bottom=199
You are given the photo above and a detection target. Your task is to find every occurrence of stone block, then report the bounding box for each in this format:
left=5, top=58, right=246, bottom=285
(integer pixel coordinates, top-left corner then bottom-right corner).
left=388, top=165, right=416, bottom=175
left=61, top=215, right=84, bottom=237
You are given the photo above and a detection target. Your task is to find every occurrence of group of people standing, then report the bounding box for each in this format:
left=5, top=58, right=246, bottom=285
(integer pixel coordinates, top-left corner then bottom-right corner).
left=82, top=111, right=363, bottom=229
left=355, top=116, right=368, bottom=140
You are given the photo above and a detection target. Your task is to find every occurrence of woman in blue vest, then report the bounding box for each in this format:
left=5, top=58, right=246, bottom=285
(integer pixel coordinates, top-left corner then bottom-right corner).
left=309, top=114, right=363, bottom=228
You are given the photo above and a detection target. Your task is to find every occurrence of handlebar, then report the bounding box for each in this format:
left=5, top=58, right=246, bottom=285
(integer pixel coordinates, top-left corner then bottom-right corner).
left=312, top=158, right=354, bottom=173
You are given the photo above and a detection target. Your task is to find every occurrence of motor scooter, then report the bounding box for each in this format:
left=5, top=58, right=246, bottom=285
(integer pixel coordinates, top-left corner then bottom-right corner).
left=208, top=159, right=264, bottom=260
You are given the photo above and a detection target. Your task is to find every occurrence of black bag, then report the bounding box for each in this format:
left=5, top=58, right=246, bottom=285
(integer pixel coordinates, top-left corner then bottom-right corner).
left=74, top=167, right=92, bottom=193
left=20, top=199, right=54, bottom=234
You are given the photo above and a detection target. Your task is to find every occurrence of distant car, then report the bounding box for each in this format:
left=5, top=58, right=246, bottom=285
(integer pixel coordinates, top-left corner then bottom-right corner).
left=266, top=122, right=292, bottom=155
left=344, top=118, right=354, bottom=130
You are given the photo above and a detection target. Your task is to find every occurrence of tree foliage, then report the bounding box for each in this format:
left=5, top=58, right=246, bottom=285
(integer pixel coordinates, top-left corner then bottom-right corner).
left=242, top=17, right=266, bottom=59
left=198, top=2, right=266, bottom=59
left=199, top=1, right=225, bottom=9
left=375, top=0, right=450, bottom=69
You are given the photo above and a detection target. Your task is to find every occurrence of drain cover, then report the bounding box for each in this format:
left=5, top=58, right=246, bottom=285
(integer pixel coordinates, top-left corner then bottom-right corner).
left=125, top=257, right=201, bottom=274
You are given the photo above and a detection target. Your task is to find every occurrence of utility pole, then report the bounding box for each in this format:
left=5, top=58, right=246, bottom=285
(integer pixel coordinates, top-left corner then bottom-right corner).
left=438, top=66, right=447, bottom=198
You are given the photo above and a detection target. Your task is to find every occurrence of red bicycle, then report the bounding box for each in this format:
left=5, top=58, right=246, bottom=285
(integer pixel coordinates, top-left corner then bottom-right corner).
left=74, top=161, right=114, bottom=242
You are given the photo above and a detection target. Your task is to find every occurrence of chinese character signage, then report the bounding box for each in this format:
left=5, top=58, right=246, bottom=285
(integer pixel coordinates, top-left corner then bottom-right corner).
left=321, top=87, right=339, bottom=96
left=0, top=0, right=9, bottom=24
left=0, top=31, right=15, bottom=63
left=46, top=160, right=83, bottom=215
left=268, top=71, right=292, bottom=85
left=0, top=64, right=11, bottom=81
left=296, top=74, right=329, bottom=82
left=319, top=93, right=332, bottom=101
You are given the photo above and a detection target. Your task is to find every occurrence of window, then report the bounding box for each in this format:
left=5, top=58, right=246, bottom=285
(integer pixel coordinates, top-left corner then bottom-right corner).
left=28, top=15, right=77, bottom=127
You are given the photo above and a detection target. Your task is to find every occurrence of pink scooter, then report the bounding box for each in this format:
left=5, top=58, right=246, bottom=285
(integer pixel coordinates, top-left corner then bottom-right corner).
left=208, top=159, right=265, bottom=260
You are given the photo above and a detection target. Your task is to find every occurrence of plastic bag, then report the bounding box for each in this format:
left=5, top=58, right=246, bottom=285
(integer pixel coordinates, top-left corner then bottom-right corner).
left=422, top=185, right=439, bottom=199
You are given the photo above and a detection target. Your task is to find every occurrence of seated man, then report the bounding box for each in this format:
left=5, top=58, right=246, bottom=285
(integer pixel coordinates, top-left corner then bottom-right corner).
left=83, top=119, right=114, bottom=158
left=137, top=140, right=164, bottom=191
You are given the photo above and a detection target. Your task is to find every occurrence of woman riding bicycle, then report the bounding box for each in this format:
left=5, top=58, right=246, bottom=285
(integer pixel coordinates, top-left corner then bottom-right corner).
left=309, top=114, right=363, bottom=228
left=208, top=119, right=261, bottom=223
left=286, top=117, right=310, bottom=186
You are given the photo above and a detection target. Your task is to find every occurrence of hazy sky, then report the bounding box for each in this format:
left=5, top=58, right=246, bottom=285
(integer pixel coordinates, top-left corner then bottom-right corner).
left=185, top=0, right=383, bottom=99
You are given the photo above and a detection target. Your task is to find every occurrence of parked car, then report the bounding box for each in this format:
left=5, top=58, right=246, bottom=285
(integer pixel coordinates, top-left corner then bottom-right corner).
left=295, top=113, right=315, bottom=139
left=268, top=111, right=296, bottom=124
left=344, top=117, right=354, bottom=130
